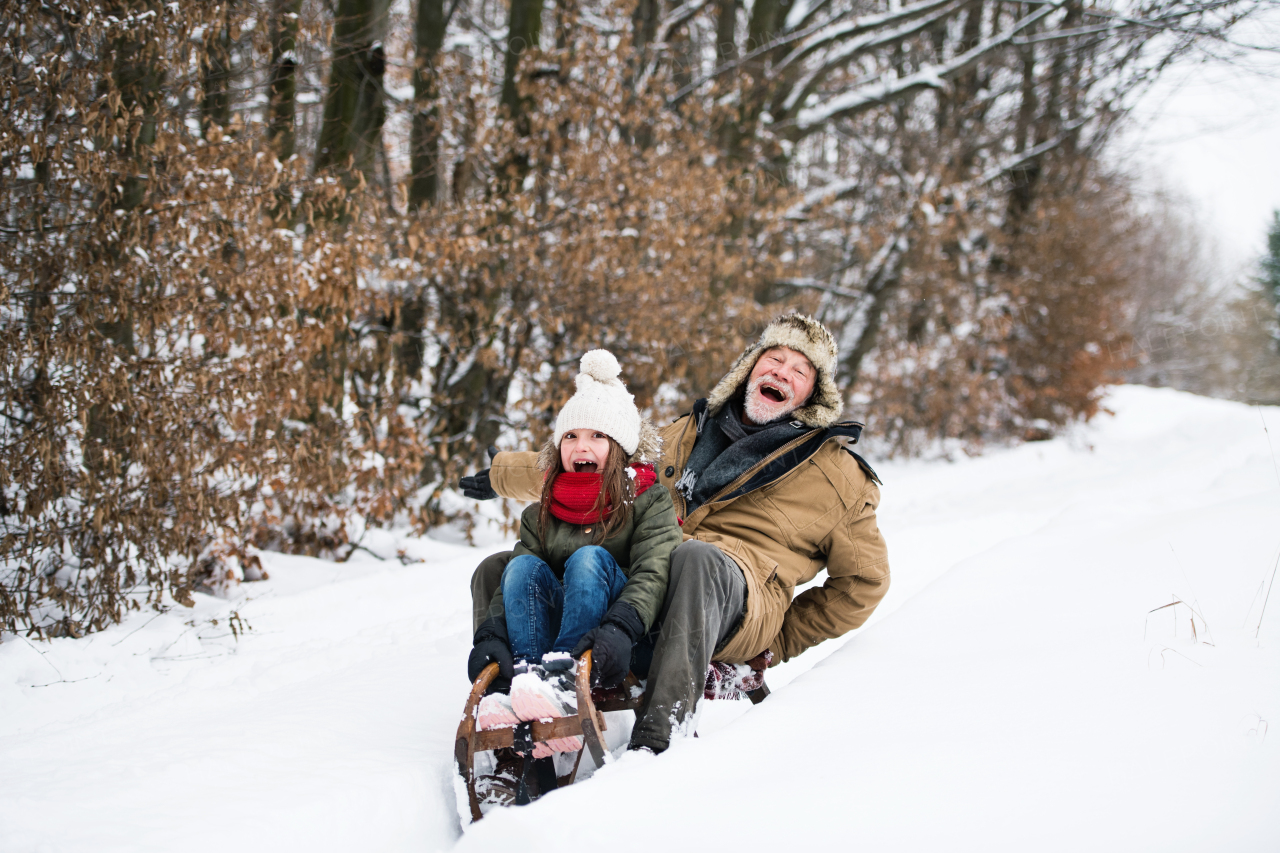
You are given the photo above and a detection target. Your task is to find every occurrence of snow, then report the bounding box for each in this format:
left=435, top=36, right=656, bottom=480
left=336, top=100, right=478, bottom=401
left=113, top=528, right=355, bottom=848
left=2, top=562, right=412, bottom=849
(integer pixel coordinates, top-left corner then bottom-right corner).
left=784, top=0, right=812, bottom=31
left=3, top=386, right=1278, bottom=852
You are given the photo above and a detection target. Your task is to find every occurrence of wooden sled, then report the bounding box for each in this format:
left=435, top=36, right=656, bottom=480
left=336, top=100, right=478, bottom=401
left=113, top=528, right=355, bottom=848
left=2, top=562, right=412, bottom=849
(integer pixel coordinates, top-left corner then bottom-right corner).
left=455, top=649, right=769, bottom=822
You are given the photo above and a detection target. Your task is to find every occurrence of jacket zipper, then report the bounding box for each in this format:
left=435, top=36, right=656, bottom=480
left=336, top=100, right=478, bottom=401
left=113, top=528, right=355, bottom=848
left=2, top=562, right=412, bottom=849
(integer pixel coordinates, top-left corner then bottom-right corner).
left=708, top=430, right=819, bottom=504
left=683, top=429, right=826, bottom=530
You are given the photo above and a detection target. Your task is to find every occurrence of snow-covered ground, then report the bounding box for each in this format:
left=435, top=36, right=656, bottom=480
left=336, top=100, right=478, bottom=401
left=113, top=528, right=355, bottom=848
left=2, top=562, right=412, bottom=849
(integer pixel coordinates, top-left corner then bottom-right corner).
left=2, top=386, right=1277, bottom=852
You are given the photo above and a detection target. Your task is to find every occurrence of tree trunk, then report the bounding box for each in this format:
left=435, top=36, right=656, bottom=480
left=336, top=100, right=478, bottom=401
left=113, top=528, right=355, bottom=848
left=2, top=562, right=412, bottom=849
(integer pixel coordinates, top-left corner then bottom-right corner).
left=840, top=235, right=911, bottom=388
left=631, top=0, right=660, bottom=69
left=1007, top=15, right=1039, bottom=225
left=268, top=0, right=303, bottom=161
left=726, top=0, right=791, bottom=167
left=715, top=0, right=738, bottom=63
left=409, top=0, right=447, bottom=210
left=745, top=0, right=778, bottom=52
left=314, top=0, right=389, bottom=188
left=201, top=1, right=234, bottom=137
left=496, top=0, right=543, bottom=188
left=501, top=0, right=543, bottom=121
left=88, top=0, right=163, bottom=475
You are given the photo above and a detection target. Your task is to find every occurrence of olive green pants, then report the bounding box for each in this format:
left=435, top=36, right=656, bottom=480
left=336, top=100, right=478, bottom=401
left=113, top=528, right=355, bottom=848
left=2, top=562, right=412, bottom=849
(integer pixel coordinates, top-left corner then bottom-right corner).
left=470, top=551, right=512, bottom=631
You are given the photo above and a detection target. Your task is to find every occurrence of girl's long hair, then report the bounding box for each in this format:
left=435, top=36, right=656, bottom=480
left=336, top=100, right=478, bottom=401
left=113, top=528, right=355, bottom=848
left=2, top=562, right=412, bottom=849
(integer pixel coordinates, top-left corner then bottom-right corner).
left=539, top=436, right=634, bottom=545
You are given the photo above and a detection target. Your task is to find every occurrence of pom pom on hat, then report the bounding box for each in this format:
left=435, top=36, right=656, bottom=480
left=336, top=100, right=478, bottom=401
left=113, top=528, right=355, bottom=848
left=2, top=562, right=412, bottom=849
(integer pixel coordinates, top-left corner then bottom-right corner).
left=576, top=349, right=621, bottom=387
left=554, top=349, right=641, bottom=455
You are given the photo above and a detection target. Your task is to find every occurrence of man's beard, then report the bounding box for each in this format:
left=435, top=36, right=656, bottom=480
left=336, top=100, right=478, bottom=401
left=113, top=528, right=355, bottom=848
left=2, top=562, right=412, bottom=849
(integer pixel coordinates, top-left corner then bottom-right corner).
left=743, top=375, right=798, bottom=425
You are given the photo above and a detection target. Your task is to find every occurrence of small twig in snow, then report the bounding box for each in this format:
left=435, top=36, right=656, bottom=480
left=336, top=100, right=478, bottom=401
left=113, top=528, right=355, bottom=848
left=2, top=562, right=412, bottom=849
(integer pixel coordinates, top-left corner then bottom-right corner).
left=1260, top=406, right=1280, bottom=489
left=1165, top=543, right=1213, bottom=645
left=1256, top=548, right=1279, bottom=640
left=1145, top=595, right=1212, bottom=645
left=110, top=611, right=167, bottom=646
left=30, top=672, right=105, bottom=688
left=1147, top=646, right=1202, bottom=669
left=349, top=542, right=388, bottom=561
left=19, top=637, right=64, bottom=679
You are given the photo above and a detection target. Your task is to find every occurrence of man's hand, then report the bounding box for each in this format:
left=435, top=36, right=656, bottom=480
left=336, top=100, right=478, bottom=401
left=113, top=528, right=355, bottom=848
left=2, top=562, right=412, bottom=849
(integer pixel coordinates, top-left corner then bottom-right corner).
left=458, top=447, right=500, bottom=500
left=572, top=601, right=645, bottom=688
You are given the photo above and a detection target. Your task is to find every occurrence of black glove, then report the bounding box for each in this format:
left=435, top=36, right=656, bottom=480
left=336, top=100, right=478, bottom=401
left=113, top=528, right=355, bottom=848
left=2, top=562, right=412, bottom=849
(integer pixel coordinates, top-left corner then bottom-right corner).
left=572, top=601, right=645, bottom=688
left=468, top=616, right=514, bottom=685
left=458, top=447, right=500, bottom=500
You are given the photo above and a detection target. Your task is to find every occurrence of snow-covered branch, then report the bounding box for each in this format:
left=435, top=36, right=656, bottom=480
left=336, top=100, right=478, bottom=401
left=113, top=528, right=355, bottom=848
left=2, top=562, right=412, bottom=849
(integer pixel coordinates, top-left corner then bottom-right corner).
left=791, top=0, right=1066, bottom=132
left=979, top=118, right=1089, bottom=185
left=772, top=0, right=964, bottom=79
left=657, top=0, right=711, bottom=45
left=778, top=0, right=965, bottom=115
left=666, top=15, right=842, bottom=106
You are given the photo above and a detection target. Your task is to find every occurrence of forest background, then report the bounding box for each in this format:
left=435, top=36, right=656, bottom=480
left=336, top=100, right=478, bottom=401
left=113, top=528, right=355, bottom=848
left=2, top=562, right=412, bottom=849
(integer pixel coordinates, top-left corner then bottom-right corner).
left=3, top=0, right=1279, bottom=638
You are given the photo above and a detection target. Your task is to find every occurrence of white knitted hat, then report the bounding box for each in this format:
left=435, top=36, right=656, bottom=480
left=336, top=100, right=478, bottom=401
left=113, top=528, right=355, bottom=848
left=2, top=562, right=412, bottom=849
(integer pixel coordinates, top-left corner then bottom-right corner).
left=553, top=350, right=641, bottom=455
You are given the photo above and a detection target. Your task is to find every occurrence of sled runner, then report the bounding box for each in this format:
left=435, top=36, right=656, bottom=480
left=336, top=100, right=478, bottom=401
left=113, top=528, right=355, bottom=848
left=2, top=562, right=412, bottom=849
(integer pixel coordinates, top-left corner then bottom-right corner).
left=455, top=649, right=769, bottom=822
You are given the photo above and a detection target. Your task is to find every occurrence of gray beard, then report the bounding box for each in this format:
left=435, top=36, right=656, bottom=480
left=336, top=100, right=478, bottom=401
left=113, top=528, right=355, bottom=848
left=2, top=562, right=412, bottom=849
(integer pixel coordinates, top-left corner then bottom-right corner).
left=743, top=376, right=797, bottom=425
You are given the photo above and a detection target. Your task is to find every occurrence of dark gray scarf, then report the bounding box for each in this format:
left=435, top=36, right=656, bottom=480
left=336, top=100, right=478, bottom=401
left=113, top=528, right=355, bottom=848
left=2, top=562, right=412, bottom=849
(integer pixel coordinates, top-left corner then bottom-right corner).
left=674, top=400, right=803, bottom=514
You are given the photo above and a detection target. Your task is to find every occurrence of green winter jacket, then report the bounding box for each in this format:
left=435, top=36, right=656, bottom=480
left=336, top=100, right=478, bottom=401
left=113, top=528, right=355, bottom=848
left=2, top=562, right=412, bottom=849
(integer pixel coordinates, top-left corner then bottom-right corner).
left=485, top=483, right=681, bottom=632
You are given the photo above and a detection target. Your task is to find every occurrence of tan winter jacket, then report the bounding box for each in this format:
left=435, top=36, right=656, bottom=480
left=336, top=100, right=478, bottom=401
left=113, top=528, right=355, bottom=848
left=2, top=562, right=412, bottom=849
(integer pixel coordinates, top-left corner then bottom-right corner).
left=490, top=407, right=890, bottom=665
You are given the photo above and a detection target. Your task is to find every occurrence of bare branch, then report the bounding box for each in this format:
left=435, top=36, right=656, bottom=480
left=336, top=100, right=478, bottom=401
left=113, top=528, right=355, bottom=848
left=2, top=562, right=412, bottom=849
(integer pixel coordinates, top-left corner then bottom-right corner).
left=658, top=0, right=711, bottom=44
left=980, top=118, right=1088, bottom=184
left=789, top=0, right=1065, bottom=133
left=777, top=0, right=965, bottom=116
left=773, top=0, right=963, bottom=79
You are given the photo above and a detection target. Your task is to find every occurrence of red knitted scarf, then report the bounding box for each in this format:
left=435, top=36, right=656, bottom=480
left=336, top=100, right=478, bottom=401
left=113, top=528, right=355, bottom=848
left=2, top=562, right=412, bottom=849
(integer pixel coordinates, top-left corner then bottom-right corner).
left=548, top=464, right=657, bottom=524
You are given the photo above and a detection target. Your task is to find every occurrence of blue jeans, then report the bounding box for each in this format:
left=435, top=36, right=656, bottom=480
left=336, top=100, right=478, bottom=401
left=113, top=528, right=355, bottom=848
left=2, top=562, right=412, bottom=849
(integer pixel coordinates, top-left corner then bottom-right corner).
left=502, top=546, right=628, bottom=663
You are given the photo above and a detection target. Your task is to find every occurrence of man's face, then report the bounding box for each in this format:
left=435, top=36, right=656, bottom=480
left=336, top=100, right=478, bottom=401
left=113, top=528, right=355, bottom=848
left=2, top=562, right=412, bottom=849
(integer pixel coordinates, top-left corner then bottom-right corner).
left=742, top=346, right=816, bottom=425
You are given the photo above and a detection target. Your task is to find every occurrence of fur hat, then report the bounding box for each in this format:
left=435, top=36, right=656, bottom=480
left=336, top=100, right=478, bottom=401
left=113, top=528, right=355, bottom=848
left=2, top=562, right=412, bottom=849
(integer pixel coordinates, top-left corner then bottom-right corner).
left=705, top=313, right=843, bottom=428
left=552, top=350, right=644, bottom=455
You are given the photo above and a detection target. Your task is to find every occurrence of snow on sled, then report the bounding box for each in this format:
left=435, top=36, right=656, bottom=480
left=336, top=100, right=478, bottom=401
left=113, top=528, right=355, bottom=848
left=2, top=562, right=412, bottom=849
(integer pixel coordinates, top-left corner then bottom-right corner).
left=455, top=649, right=770, bottom=822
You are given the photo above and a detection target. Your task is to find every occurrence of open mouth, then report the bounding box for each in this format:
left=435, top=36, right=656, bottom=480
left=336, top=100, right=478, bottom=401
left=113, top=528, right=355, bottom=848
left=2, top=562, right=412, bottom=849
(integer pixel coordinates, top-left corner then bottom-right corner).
left=759, top=385, right=787, bottom=403
left=572, top=460, right=599, bottom=473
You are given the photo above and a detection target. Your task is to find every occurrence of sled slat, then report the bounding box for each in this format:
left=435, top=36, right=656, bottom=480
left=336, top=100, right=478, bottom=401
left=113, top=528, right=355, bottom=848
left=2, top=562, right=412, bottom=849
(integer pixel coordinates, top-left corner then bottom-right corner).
left=472, top=714, right=588, bottom=751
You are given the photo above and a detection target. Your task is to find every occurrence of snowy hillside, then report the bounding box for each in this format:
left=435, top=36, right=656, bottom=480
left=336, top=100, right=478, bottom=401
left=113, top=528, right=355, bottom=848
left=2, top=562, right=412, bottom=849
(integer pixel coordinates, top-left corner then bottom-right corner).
left=2, top=386, right=1278, bottom=852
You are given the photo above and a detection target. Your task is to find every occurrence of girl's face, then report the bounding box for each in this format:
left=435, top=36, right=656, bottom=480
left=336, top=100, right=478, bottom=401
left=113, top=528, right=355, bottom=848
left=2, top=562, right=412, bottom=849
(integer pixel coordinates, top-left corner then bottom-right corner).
left=560, top=430, right=612, bottom=474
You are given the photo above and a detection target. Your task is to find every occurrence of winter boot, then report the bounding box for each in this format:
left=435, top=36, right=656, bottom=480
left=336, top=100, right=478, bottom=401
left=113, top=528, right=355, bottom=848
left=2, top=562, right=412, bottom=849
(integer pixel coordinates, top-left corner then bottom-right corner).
left=510, top=662, right=582, bottom=757
left=703, top=650, right=773, bottom=700
left=476, top=691, right=520, bottom=731
left=475, top=748, right=522, bottom=807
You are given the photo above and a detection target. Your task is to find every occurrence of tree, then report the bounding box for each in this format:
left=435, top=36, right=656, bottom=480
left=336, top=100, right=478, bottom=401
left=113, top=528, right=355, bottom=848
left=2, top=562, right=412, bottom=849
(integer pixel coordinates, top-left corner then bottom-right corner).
left=5, top=0, right=1269, bottom=636
left=1261, top=209, right=1280, bottom=348
left=0, top=1, right=352, bottom=635
left=267, top=0, right=304, bottom=162
left=1120, top=198, right=1280, bottom=406
left=314, top=0, right=391, bottom=189
left=408, top=0, right=450, bottom=209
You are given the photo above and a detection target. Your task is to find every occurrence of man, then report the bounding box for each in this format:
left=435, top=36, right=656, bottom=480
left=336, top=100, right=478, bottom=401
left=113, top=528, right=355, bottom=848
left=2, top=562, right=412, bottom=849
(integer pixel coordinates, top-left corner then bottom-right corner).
left=461, top=313, right=890, bottom=753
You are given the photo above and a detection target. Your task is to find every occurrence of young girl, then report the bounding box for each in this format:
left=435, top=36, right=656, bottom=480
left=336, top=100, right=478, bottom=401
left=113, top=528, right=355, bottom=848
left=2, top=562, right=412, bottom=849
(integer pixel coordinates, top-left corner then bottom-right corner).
left=467, top=350, right=681, bottom=757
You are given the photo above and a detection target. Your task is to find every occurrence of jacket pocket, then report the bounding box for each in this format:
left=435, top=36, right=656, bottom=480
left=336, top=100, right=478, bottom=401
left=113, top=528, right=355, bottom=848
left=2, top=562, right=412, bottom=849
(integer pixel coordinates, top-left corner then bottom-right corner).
left=762, top=461, right=844, bottom=533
